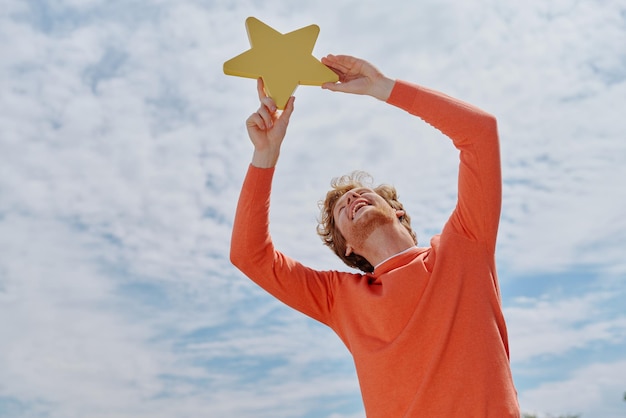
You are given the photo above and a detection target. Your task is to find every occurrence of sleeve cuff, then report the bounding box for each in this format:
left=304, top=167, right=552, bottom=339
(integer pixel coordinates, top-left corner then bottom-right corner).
left=386, top=80, right=419, bottom=110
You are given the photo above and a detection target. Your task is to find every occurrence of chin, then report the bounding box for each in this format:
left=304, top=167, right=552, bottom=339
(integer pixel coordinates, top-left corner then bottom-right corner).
left=350, top=209, right=394, bottom=246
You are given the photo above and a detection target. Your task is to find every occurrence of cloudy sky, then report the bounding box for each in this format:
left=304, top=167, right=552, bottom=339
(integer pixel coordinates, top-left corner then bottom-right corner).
left=1, top=0, right=625, bottom=417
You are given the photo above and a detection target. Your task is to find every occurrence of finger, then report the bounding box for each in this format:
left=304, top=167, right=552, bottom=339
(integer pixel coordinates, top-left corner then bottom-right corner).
left=324, top=65, right=345, bottom=79
left=323, top=54, right=353, bottom=73
left=246, top=112, right=266, bottom=130
left=257, top=105, right=273, bottom=129
left=256, top=79, right=278, bottom=112
left=322, top=59, right=347, bottom=76
left=333, top=54, right=357, bottom=66
left=322, top=81, right=348, bottom=92
left=260, top=95, right=277, bottom=113
left=321, top=81, right=338, bottom=91
left=279, top=96, right=296, bottom=124
left=322, top=54, right=347, bottom=67
left=321, top=55, right=336, bottom=68
left=256, top=78, right=267, bottom=101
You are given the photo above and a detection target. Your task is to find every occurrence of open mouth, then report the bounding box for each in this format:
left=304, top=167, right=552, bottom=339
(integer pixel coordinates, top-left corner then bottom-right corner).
left=351, top=201, right=369, bottom=220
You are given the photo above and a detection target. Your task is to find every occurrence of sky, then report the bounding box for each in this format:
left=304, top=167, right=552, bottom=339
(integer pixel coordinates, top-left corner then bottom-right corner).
left=1, top=0, right=625, bottom=417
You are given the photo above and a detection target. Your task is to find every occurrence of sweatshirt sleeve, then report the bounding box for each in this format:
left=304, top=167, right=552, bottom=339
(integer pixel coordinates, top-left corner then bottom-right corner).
left=387, top=80, right=502, bottom=254
left=230, top=165, right=343, bottom=326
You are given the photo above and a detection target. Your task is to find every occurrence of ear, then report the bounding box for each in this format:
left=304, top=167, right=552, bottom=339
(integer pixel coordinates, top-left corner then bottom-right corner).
left=395, top=209, right=405, bottom=219
left=345, top=244, right=354, bottom=257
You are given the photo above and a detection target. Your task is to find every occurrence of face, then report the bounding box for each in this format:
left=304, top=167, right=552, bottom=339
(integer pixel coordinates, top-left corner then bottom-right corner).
left=333, top=187, right=402, bottom=256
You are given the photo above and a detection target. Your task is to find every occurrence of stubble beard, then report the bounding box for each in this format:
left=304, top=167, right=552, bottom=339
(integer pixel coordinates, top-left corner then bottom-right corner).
left=348, top=207, right=396, bottom=251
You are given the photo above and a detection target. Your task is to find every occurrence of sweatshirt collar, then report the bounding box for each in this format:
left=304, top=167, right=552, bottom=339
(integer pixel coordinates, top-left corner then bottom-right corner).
left=372, top=246, right=424, bottom=276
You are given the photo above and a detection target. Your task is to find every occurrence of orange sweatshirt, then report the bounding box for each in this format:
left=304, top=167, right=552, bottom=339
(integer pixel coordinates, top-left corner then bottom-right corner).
left=231, top=80, right=520, bottom=417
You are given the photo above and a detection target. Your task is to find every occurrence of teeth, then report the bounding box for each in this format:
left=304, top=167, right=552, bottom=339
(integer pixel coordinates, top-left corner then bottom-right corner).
left=352, top=202, right=368, bottom=219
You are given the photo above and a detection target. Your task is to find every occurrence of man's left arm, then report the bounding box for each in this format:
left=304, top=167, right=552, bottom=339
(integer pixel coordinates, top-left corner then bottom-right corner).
left=385, top=81, right=502, bottom=253
left=320, top=55, right=502, bottom=252
left=447, top=101, right=502, bottom=253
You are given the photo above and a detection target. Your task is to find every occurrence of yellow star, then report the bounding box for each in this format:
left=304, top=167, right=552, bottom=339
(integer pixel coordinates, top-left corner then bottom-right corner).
left=223, top=17, right=338, bottom=109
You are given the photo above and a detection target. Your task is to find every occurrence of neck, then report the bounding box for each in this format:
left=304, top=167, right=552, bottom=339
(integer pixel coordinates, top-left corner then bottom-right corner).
left=357, top=223, right=416, bottom=268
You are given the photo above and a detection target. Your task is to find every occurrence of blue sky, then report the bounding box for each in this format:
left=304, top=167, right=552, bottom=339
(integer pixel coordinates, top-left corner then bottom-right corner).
left=1, top=0, right=625, bottom=417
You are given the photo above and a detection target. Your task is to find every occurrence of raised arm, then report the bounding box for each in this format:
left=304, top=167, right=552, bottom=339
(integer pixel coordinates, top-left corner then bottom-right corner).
left=230, top=80, right=340, bottom=325
left=386, top=82, right=501, bottom=252
left=322, top=55, right=501, bottom=252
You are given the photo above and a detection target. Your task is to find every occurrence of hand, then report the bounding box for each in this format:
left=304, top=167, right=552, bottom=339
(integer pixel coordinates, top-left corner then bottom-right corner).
left=321, top=54, right=395, bottom=101
left=246, top=78, right=295, bottom=168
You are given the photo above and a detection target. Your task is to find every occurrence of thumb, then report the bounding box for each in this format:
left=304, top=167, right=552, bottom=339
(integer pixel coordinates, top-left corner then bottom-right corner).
left=322, top=81, right=345, bottom=92
left=281, top=96, right=295, bottom=121
left=323, top=80, right=364, bottom=95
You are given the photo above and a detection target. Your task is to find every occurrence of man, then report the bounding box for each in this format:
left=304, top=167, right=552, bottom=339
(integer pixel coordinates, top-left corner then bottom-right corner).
left=230, top=54, right=520, bottom=417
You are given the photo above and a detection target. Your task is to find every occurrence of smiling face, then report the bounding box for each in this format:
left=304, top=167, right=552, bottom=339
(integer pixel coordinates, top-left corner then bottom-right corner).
left=333, top=187, right=400, bottom=256
left=317, top=171, right=417, bottom=273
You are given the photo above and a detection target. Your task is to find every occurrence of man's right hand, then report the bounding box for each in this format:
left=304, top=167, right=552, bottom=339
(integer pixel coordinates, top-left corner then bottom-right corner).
left=246, top=78, right=296, bottom=168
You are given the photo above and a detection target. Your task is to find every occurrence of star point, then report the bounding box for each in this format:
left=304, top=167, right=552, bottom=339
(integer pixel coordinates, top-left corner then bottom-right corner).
left=223, top=17, right=338, bottom=109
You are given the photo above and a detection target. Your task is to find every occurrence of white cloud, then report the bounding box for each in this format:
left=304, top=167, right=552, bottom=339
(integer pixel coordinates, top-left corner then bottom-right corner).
left=1, top=0, right=625, bottom=417
left=520, top=360, right=626, bottom=418
left=507, top=291, right=626, bottom=364
left=0, top=216, right=178, bottom=415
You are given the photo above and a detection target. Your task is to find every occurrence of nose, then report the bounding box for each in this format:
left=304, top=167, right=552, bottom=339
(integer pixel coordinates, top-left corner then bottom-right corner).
left=346, top=190, right=360, bottom=205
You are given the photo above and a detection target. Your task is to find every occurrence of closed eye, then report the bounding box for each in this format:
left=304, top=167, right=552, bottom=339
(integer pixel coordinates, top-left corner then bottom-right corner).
left=354, top=187, right=373, bottom=195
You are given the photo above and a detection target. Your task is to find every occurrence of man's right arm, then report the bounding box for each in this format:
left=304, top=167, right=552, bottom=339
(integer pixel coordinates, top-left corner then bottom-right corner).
left=230, top=164, right=341, bottom=325
left=230, top=79, right=338, bottom=325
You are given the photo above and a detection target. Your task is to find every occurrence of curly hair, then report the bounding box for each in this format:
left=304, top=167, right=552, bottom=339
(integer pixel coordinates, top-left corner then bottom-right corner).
left=317, top=171, right=417, bottom=273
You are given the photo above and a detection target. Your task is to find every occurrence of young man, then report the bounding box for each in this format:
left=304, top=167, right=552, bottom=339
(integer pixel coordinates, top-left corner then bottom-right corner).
left=230, top=54, right=520, bottom=417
